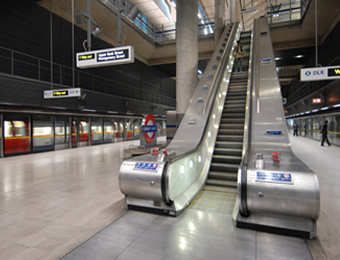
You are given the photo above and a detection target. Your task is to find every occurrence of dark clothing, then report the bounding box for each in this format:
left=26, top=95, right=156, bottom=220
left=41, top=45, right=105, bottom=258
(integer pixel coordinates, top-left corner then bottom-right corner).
left=321, top=123, right=331, bottom=146
left=293, top=124, right=298, bottom=136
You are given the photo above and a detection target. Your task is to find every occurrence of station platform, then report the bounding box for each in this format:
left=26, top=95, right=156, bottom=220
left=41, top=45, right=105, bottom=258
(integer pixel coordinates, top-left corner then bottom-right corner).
left=0, top=135, right=339, bottom=259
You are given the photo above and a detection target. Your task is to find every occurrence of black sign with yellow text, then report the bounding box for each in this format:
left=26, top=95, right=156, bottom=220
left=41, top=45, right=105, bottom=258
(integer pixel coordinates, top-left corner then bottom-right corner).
left=78, top=53, right=95, bottom=61
left=53, top=90, right=69, bottom=96
left=328, top=67, right=340, bottom=77
left=76, top=46, right=134, bottom=69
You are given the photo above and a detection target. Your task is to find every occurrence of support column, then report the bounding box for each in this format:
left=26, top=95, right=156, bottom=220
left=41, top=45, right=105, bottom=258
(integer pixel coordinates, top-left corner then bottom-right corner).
left=0, top=114, right=3, bottom=158
left=215, top=0, right=225, bottom=45
left=176, top=0, right=198, bottom=119
left=229, top=0, right=236, bottom=23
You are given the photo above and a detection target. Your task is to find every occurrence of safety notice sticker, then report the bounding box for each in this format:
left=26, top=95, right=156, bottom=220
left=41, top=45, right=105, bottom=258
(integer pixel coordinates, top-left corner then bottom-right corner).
left=134, top=162, right=158, bottom=171
left=256, top=171, right=293, bottom=184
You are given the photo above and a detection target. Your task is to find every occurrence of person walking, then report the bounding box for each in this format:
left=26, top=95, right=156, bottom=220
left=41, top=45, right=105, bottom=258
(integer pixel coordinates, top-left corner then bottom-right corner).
left=233, top=40, right=246, bottom=72
left=321, top=120, right=331, bottom=146
left=293, top=123, right=299, bottom=136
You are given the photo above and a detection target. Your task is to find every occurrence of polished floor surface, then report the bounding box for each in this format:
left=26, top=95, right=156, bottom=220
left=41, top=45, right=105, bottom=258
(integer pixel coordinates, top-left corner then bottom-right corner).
left=0, top=141, right=137, bottom=260
left=1, top=135, right=339, bottom=259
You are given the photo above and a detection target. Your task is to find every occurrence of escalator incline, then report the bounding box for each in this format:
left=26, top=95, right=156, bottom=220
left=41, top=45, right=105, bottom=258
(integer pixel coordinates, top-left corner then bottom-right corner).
left=190, top=32, right=251, bottom=214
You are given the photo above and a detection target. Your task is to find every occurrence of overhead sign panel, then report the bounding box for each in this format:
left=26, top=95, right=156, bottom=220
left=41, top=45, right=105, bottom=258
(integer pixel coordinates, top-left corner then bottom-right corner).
left=301, top=66, right=340, bottom=81
left=44, top=88, right=81, bottom=99
left=76, top=46, right=134, bottom=69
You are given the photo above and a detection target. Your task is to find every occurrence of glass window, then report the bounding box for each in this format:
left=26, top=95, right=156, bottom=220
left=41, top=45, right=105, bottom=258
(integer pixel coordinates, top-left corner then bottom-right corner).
left=32, top=116, right=53, bottom=152
left=4, top=114, right=30, bottom=155
left=104, top=119, right=114, bottom=143
left=91, top=118, right=103, bottom=144
left=4, top=121, right=13, bottom=137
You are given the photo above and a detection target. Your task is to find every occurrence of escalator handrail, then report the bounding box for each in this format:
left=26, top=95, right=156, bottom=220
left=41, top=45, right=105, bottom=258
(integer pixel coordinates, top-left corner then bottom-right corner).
left=167, top=23, right=240, bottom=164
left=239, top=28, right=256, bottom=217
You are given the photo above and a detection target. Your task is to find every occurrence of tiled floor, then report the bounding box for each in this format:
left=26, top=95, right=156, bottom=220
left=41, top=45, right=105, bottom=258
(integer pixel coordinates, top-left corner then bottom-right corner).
left=62, top=209, right=314, bottom=260
left=61, top=133, right=340, bottom=260
left=1, top=134, right=339, bottom=259
left=0, top=140, right=141, bottom=260
left=289, top=133, right=340, bottom=260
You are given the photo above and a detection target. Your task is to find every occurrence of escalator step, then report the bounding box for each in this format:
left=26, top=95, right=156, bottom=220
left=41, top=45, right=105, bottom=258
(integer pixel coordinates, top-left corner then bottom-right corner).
left=224, top=104, right=246, bottom=108
left=210, top=162, right=239, bottom=172
left=215, top=141, right=243, bottom=149
left=204, top=185, right=237, bottom=194
left=228, top=87, right=247, bottom=92
left=220, top=118, right=245, bottom=123
left=223, top=109, right=245, bottom=114
left=218, top=129, right=244, bottom=135
left=219, top=123, right=244, bottom=129
left=225, top=95, right=246, bottom=101
left=214, top=147, right=242, bottom=156
left=212, top=154, right=242, bottom=164
left=208, top=171, right=238, bottom=181
left=222, top=112, right=245, bottom=118
left=228, top=91, right=247, bottom=96
left=206, top=179, right=237, bottom=188
left=224, top=103, right=245, bottom=108
left=216, top=135, right=243, bottom=142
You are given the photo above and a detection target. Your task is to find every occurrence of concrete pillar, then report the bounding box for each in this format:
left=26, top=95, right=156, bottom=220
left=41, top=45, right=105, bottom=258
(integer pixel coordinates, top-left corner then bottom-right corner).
left=215, top=0, right=225, bottom=45
left=176, top=0, right=198, bottom=118
left=0, top=114, right=3, bottom=158
left=229, top=0, right=236, bottom=23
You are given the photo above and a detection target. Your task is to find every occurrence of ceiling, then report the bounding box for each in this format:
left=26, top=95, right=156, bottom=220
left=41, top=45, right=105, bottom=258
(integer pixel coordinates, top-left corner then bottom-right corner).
left=35, top=0, right=340, bottom=85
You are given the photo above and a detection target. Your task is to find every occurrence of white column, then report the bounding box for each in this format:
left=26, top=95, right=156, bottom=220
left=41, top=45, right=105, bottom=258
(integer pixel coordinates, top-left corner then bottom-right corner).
left=215, top=0, right=225, bottom=45
left=229, top=0, right=237, bottom=23
left=176, top=0, right=198, bottom=117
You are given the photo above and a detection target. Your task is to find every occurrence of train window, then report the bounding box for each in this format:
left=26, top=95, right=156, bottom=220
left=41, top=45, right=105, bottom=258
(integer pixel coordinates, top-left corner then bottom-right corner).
left=336, top=116, right=340, bottom=132
left=13, top=121, right=27, bottom=137
left=329, top=121, right=334, bottom=132
left=104, top=125, right=113, bottom=132
left=91, top=119, right=103, bottom=133
left=55, top=126, right=65, bottom=135
left=33, top=127, right=52, bottom=136
left=4, top=121, right=13, bottom=137
left=79, top=121, right=88, bottom=134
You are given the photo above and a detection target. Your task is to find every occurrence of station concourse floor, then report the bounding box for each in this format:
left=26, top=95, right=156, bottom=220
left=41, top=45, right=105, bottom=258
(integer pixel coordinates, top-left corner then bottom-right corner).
left=0, top=135, right=339, bottom=259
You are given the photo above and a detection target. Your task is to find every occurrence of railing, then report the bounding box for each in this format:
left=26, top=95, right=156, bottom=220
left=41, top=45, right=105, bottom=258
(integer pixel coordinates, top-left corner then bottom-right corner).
left=0, top=46, right=176, bottom=107
left=267, top=0, right=311, bottom=25
left=238, top=30, right=254, bottom=217
left=101, top=0, right=215, bottom=43
left=153, top=18, right=215, bottom=43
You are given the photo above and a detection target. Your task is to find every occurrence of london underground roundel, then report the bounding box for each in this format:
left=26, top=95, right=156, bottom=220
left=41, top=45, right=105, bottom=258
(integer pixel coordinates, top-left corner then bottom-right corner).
left=143, top=114, right=157, bottom=144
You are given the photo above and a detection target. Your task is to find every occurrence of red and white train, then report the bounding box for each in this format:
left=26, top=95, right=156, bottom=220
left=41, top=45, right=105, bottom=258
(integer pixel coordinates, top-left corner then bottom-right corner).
left=2, top=112, right=166, bottom=156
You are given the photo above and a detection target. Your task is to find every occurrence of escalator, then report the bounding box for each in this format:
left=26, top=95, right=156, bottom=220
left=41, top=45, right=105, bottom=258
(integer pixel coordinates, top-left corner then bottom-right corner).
left=189, top=31, right=251, bottom=214
left=120, top=18, right=320, bottom=238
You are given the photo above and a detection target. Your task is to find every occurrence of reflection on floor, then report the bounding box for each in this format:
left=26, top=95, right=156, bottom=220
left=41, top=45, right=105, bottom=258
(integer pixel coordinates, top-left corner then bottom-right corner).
left=1, top=134, right=340, bottom=259
left=0, top=140, right=141, bottom=260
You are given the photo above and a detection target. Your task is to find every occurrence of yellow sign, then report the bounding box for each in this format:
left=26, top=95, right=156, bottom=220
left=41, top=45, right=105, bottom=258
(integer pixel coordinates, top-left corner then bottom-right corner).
left=328, top=67, right=340, bottom=77
left=78, top=54, right=95, bottom=61
left=53, top=91, right=68, bottom=96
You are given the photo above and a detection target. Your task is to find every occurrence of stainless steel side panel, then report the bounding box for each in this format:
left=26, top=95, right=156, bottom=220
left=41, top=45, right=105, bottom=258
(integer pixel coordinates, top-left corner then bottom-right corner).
left=119, top=23, right=243, bottom=214
left=247, top=170, right=319, bottom=219
left=234, top=17, right=320, bottom=238
left=119, top=159, right=166, bottom=201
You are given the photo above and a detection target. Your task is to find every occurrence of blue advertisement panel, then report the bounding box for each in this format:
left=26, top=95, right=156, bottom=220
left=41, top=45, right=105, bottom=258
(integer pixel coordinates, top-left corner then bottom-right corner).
left=256, top=171, right=293, bottom=184
left=134, top=162, right=158, bottom=171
